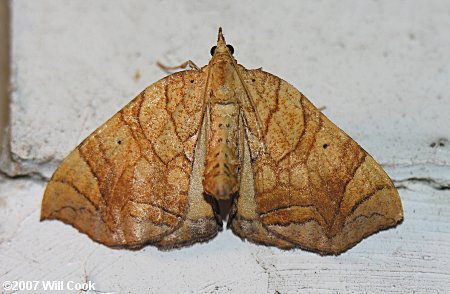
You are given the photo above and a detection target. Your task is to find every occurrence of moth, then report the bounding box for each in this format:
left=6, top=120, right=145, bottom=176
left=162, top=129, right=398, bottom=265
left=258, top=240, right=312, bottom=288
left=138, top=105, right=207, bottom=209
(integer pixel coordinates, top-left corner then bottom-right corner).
left=41, top=28, right=403, bottom=255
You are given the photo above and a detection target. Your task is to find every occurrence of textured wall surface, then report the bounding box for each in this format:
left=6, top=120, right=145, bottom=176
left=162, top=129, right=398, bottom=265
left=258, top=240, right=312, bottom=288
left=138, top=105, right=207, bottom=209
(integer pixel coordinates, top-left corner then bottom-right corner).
left=1, top=0, right=449, bottom=293
left=0, top=0, right=9, bottom=145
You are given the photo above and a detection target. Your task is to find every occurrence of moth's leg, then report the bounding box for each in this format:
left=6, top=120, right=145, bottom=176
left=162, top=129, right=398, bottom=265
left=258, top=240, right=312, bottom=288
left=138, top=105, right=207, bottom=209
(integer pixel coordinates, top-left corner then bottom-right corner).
left=157, top=60, right=200, bottom=72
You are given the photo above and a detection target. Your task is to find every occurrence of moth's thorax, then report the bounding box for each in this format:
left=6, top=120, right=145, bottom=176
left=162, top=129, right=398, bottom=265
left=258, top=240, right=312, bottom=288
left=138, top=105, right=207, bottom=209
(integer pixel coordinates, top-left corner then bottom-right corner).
left=208, top=53, right=241, bottom=104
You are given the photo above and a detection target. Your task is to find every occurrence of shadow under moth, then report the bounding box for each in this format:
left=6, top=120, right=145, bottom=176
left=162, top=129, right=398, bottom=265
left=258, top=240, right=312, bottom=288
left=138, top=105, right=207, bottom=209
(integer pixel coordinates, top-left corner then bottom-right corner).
left=41, top=28, right=403, bottom=255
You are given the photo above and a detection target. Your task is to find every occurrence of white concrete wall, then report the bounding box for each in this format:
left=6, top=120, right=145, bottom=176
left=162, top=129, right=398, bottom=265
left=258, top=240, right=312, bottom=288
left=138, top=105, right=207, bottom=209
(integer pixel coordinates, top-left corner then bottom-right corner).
left=1, top=1, right=449, bottom=293
left=0, top=0, right=9, bottom=145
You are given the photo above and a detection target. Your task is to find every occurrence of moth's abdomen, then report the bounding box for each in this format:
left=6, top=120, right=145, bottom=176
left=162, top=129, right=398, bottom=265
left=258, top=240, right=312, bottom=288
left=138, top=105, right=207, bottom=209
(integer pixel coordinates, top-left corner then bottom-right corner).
left=203, top=103, right=240, bottom=200
left=203, top=144, right=238, bottom=199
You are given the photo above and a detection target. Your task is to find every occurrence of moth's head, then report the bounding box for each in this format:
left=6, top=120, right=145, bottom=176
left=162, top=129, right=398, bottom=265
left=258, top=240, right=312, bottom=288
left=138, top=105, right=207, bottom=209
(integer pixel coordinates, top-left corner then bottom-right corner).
left=210, top=27, right=235, bottom=57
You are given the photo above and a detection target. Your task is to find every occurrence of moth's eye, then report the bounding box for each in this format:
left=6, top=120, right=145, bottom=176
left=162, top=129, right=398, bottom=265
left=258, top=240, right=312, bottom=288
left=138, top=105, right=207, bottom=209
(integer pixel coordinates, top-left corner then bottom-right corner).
left=227, top=44, right=234, bottom=55
left=210, top=46, right=217, bottom=56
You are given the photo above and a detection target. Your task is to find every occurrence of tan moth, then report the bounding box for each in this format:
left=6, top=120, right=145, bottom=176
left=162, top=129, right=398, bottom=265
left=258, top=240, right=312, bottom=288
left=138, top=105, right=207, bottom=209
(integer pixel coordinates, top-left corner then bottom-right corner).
left=41, top=28, right=403, bottom=255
